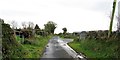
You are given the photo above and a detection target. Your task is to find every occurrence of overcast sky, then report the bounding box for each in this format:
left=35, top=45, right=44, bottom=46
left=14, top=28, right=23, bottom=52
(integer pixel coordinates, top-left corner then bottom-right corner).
left=0, top=0, right=119, bottom=33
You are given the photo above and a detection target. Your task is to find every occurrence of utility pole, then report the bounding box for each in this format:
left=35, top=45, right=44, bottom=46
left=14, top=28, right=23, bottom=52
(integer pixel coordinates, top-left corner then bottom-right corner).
left=108, top=0, right=117, bottom=38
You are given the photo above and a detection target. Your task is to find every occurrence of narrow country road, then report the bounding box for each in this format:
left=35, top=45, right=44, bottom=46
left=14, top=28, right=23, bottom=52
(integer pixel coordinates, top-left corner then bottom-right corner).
left=41, top=36, right=86, bottom=60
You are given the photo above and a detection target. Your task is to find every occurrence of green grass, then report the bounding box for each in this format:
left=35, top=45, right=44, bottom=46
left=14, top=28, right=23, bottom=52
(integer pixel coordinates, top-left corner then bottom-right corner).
left=15, top=36, right=22, bottom=43
left=23, top=35, right=52, bottom=58
left=15, top=35, right=52, bottom=58
left=68, top=38, right=119, bottom=59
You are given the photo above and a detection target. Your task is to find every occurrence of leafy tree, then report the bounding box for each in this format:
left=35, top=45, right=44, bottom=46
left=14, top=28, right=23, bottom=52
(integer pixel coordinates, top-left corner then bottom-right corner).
left=34, top=24, right=40, bottom=30
left=34, top=24, right=41, bottom=35
left=62, top=27, right=67, bottom=34
left=44, top=21, right=57, bottom=34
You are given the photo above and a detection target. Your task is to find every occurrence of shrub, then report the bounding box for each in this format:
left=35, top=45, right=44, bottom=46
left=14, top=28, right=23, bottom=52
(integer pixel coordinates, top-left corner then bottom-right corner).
left=23, top=39, right=32, bottom=44
left=2, top=23, right=21, bottom=58
left=21, top=30, right=33, bottom=38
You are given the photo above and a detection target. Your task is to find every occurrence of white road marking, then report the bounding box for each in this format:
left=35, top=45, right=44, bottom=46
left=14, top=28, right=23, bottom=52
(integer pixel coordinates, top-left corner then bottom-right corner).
left=58, top=39, right=84, bottom=59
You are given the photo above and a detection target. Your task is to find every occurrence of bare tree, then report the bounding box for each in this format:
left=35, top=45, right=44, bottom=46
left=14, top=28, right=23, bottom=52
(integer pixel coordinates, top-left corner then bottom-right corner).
left=11, top=20, right=17, bottom=29
left=10, top=20, right=18, bottom=37
left=22, top=22, right=27, bottom=29
left=28, top=21, right=34, bottom=29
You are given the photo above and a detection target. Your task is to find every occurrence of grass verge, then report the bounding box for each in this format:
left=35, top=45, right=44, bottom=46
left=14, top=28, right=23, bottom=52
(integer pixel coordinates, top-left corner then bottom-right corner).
left=15, top=35, right=52, bottom=58
left=68, top=38, right=119, bottom=59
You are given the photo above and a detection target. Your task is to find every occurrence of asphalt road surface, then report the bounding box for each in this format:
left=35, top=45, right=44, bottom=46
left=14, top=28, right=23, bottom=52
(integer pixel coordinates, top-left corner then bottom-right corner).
left=41, top=36, right=86, bottom=60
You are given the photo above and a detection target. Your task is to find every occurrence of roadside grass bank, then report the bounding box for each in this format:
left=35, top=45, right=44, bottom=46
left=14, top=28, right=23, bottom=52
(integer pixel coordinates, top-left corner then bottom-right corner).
left=68, top=38, right=119, bottom=59
left=15, top=35, right=52, bottom=58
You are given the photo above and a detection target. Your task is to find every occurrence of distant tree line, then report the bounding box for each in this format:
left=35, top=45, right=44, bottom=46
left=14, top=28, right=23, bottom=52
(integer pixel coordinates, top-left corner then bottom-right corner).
left=10, top=20, right=57, bottom=38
